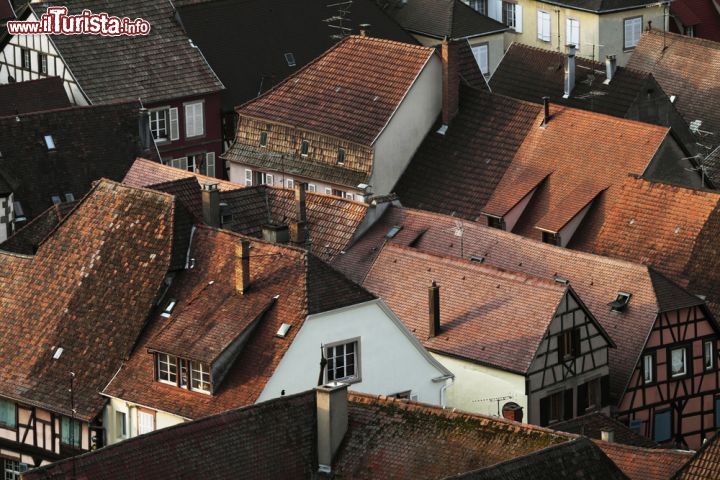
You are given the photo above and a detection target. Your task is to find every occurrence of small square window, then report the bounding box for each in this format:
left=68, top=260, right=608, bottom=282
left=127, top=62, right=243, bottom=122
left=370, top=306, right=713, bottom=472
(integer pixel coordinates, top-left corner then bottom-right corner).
left=301, top=140, right=309, bottom=156
left=542, top=231, right=560, bottom=246
left=670, top=347, right=687, bottom=377
left=704, top=341, right=714, bottom=371
left=308, top=184, right=316, bottom=193
left=64, top=193, right=75, bottom=202
left=259, top=131, right=268, bottom=147
left=487, top=216, right=503, bottom=230
left=326, top=340, right=360, bottom=383
left=51, top=195, right=62, bottom=205
left=337, top=148, right=346, bottom=165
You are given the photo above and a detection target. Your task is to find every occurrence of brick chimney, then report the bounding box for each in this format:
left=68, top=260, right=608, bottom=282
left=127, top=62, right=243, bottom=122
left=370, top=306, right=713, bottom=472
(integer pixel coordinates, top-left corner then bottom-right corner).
left=290, top=183, right=307, bottom=245
left=429, top=281, right=441, bottom=338
left=236, top=240, right=250, bottom=294
left=441, top=39, right=460, bottom=126
left=201, top=182, right=220, bottom=228
left=542, top=97, right=551, bottom=126
left=316, top=382, right=349, bottom=474
left=563, top=44, right=576, bottom=99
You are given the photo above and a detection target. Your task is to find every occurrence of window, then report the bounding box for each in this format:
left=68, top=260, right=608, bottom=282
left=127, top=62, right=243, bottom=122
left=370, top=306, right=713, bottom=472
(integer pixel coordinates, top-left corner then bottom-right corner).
left=385, top=226, right=402, bottom=239
left=170, top=157, right=190, bottom=172
left=654, top=410, right=672, bottom=442
left=65, top=193, right=75, bottom=202
left=548, top=391, right=563, bottom=424
left=325, top=187, right=332, bottom=195
left=628, top=419, right=643, bottom=434
left=61, top=416, right=81, bottom=447
left=326, top=340, right=360, bottom=382
left=705, top=340, right=714, bottom=371
left=308, top=184, right=316, bottom=193
left=20, top=48, right=30, bottom=70
left=337, top=148, right=346, bottom=165
left=685, top=25, right=694, bottom=37
left=161, top=299, right=176, bottom=318
left=558, top=328, right=580, bottom=360
left=204, top=152, right=215, bottom=177
left=537, top=11, right=551, bottom=42
left=343, top=192, right=354, bottom=201
left=245, top=169, right=253, bottom=186
left=566, top=18, right=580, bottom=49
left=0, top=399, right=16, bottom=428
left=331, top=189, right=346, bottom=197
left=284, top=52, right=296, bottom=67
left=51, top=195, right=62, bottom=205
left=38, top=52, right=48, bottom=74
left=301, top=140, right=309, bottom=156
left=471, top=44, right=489, bottom=76
left=44, top=135, right=55, bottom=150
left=3, top=460, right=28, bottom=480
left=179, top=359, right=189, bottom=388
left=254, top=172, right=273, bottom=186
left=624, top=16, right=642, bottom=50
left=468, top=0, right=488, bottom=15
left=610, top=292, right=631, bottom=312
left=487, top=216, right=503, bottom=230
left=137, top=410, right=155, bottom=435
left=191, top=362, right=211, bottom=393
left=542, top=231, right=560, bottom=245
left=286, top=178, right=294, bottom=189
left=670, top=347, right=687, bottom=377
left=502, top=1, right=516, bottom=29
left=184, top=101, right=205, bottom=138
left=259, top=131, right=268, bottom=147
left=157, top=353, right=178, bottom=385
left=149, top=109, right=168, bottom=141
left=115, top=411, right=127, bottom=437
left=643, top=354, right=654, bottom=384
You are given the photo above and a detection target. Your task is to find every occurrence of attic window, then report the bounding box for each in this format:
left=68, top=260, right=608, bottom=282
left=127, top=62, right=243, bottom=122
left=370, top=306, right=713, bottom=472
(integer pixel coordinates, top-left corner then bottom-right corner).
left=161, top=299, right=177, bottom=318
left=44, top=135, right=55, bottom=150
left=220, top=202, right=233, bottom=225
left=259, top=131, right=268, bottom=147
left=300, top=140, right=309, bottom=156
left=51, top=195, right=62, bottom=205
left=469, top=255, right=485, bottom=263
left=12, top=201, right=26, bottom=222
left=385, top=225, right=402, bottom=239
left=610, top=292, right=631, bottom=312
left=276, top=323, right=292, bottom=338
left=155, top=353, right=211, bottom=394
left=337, top=148, right=346, bottom=165
left=284, top=53, right=296, bottom=67
left=64, top=193, right=75, bottom=202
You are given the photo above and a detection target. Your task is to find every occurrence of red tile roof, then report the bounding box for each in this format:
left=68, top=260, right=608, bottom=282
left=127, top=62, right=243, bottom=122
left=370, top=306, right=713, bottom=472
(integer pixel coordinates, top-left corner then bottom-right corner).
left=362, top=244, right=575, bottom=374
left=597, top=440, right=692, bottom=480
left=673, top=430, right=720, bottom=479
left=236, top=35, right=435, bottom=145
left=334, top=206, right=687, bottom=398
left=123, top=158, right=238, bottom=191
left=483, top=105, right=669, bottom=242
left=553, top=412, right=658, bottom=448
left=0, top=180, right=180, bottom=420
left=102, top=227, right=374, bottom=419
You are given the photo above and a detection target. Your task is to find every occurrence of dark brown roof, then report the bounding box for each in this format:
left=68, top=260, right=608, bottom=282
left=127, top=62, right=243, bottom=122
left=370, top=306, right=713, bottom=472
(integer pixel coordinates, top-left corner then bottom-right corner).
left=0, top=180, right=182, bottom=420
left=334, top=205, right=691, bottom=398
left=29, top=0, right=223, bottom=104
left=627, top=30, right=720, bottom=145
left=0, top=77, right=70, bottom=116
left=123, top=157, right=238, bottom=191
left=393, top=86, right=542, bottom=219
left=0, top=0, right=14, bottom=20
left=378, top=0, right=508, bottom=40
left=598, top=440, right=693, bottom=480
left=457, top=41, right=489, bottom=90
left=673, top=429, right=720, bottom=479
left=0, top=102, right=155, bottom=222
left=552, top=412, right=658, bottom=448
left=103, top=227, right=374, bottom=419
left=236, top=35, right=434, bottom=145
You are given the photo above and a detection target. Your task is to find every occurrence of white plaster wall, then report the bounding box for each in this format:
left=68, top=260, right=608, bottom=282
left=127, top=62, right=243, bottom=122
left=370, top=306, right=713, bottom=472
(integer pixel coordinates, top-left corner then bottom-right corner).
left=103, top=397, right=185, bottom=445
left=258, top=300, right=450, bottom=405
left=371, top=56, right=443, bottom=196
left=432, top=353, right=528, bottom=420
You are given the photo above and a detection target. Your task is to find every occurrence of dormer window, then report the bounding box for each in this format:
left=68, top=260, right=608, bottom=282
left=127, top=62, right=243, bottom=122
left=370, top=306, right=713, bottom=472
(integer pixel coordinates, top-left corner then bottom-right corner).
left=542, top=231, right=560, bottom=246
left=487, top=216, right=503, bottom=230
left=157, top=353, right=177, bottom=385
left=155, top=353, right=211, bottom=394
left=337, top=148, right=346, bottom=165
left=301, top=140, right=309, bottom=156
left=610, top=292, right=631, bottom=312
left=385, top=225, right=402, bottom=239
left=191, top=362, right=211, bottom=393
left=44, top=135, right=55, bottom=150
left=259, top=131, right=268, bottom=147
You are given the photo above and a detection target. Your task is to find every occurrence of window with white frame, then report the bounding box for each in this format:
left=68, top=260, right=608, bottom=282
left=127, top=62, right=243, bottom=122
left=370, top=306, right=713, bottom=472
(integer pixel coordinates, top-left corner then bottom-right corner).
left=343, top=192, right=354, bottom=201
left=705, top=340, right=714, bottom=370
left=301, top=140, right=310, bottom=156
left=308, top=184, right=316, bottom=192
left=670, top=347, right=687, bottom=377
left=471, top=44, right=489, bottom=76
left=204, top=152, right=215, bottom=177
left=115, top=411, right=127, bottom=438
left=191, top=362, right=211, bottom=393
left=20, top=48, right=30, bottom=70
left=326, top=340, right=359, bottom=382
left=184, top=101, right=205, bottom=138
left=245, top=169, right=253, bottom=186
left=3, top=459, right=28, bottom=480
left=502, top=1, right=516, bottom=29
left=643, top=353, right=654, bottom=384
left=150, top=109, right=169, bottom=141
left=157, top=353, right=178, bottom=385
left=38, top=52, right=48, bottom=75
left=468, top=0, right=488, bottom=15
left=0, top=399, right=15, bottom=428
left=170, top=157, right=190, bottom=172
left=286, top=178, right=294, bottom=189
left=137, top=410, right=155, bottom=435
left=537, top=11, right=551, bottom=42
left=566, top=18, right=580, bottom=49
left=624, top=16, right=642, bottom=50
left=325, top=187, right=332, bottom=195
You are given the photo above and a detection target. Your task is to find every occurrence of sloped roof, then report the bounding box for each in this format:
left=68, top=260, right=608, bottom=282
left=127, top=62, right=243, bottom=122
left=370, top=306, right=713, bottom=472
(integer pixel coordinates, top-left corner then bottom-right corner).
left=0, top=201, right=74, bottom=255
left=446, top=437, right=628, bottom=480
left=489, top=43, right=652, bottom=118
left=393, top=86, right=542, bottom=219
left=236, top=35, right=434, bottom=145
left=0, top=102, right=155, bottom=222
left=672, top=429, right=720, bottom=479
left=0, top=180, right=182, bottom=420
left=362, top=244, right=572, bottom=374
left=627, top=30, right=720, bottom=145
left=483, top=104, right=669, bottom=242
left=0, top=77, right=70, bottom=116
left=123, top=157, right=238, bottom=191
left=552, top=412, right=658, bottom=448
left=534, top=0, right=661, bottom=13
left=334, top=205, right=681, bottom=397
left=103, top=227, right=374, bottom=419
left=29, top=0, right=223, bottom=104
left=0, top=0, right=14, bottom=21
left=671, top=0, right=720, bottom=43
left=598, top=440, right=693, bottom=480
left=379, top=0, right=508, bottom=40
left=648, top=268, right=705, bottom=313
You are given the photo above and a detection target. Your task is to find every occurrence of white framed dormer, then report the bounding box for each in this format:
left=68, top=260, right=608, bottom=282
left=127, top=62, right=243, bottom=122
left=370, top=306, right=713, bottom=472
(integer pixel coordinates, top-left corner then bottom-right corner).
left=149, top=106, right=179, bottom=144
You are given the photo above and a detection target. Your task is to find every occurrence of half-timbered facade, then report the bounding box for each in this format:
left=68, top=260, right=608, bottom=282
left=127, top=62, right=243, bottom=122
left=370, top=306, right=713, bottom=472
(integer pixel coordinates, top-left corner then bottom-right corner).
left=618, top=281, right=720, bottom=450
left=360, top=244, right=614, bottom=425
left=0, top=1, right=225, bottom=177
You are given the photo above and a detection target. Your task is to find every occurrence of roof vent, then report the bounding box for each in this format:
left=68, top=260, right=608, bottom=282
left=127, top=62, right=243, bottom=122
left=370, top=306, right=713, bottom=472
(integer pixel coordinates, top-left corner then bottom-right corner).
left=161, top=299, right=177, bottom=318
left=554, top=276, right=569, bottom=285
left=436, top=124, right=449, bottom=135
left=385, top=225, right=402, bottom=239
left=44, top=135, right=55, bottom=150
left=276, top=323, right=292, bottom=338
left=610, top=292, right=631, bottom=312
left=469, top=255, right=484, bottom=263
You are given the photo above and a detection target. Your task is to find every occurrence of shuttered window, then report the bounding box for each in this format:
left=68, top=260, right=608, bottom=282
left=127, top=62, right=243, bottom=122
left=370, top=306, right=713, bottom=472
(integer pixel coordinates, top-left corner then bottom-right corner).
left=184, top=102, right=205, bottom=138
left=169, top=107, right=180, bottom=141
left=537, top=11, right=551, bottom=42
left=0, top=399, right=15, bottom=428
left=61, top=416, right=81, bottom=447
left=624, top=16, right=642, bottom=49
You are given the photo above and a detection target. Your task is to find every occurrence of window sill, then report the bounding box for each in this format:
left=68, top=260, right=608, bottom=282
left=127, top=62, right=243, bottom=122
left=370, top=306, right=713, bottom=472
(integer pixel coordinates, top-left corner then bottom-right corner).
left=328, top=376, right=361, bottom=386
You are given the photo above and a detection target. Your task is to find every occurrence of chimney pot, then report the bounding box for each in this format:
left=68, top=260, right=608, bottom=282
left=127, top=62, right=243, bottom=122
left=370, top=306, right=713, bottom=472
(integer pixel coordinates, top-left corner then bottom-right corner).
left=441, top=39, right=460, bottom=126
left=201, top=182, right=221, bottom=228
left=316, top=382, right=349, bottom=473
left=542, top=97, right=551, bottom=125
left=605, top=55, right=617, bottom=83
left=429, top=281, right=441, bottom=338
left=601, top=428, right=615, bottom=443
left=564, top=44, right=576, bottom=99
left=359, top=23, right=371, bottom=37
left=236, top=240, right=251, bottom=294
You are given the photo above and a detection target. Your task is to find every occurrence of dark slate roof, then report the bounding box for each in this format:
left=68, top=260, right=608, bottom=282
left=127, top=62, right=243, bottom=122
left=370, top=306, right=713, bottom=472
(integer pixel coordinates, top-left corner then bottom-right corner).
left=648, top=268, right=706, bottom=313
left=0, top=102, right=155, bottom=221
left=445, top=437, right=628, bottom=480
left=703, top=146, right=720, bottom=186
left=0, top=0, right=13, bottom=21
left=393, top=86, right=542, bottom=219
left=535, top=0, right=661, bottom=13
left=0, top=201, right=75, bottom=255
left=489, top=43, right=649, bottom=118
left=378, top=0, right=508, bottom=40
left=457, top=41, right=489, bottom=90
left=552, top=412, right=658, bottom=448
left=30, top=0, right=223, bottom=104
left=177, top=0, right=418, bottom=112
left=0, top=77, right=70, bottom=116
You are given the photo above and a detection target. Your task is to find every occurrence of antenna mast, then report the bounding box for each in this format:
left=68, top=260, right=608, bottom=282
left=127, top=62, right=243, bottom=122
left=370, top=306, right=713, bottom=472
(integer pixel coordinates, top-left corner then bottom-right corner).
left=325, top=1, right=353, bottom=40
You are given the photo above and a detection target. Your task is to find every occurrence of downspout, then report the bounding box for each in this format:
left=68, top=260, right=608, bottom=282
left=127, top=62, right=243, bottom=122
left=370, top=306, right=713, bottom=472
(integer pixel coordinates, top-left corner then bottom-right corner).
left=440, top=377, right=455, bottom=408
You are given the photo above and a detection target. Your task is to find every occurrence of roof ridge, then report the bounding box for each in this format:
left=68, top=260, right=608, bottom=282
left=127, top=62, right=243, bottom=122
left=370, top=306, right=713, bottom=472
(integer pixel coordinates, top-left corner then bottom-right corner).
left=0, top=99, right=139, bottom=121
left=645, top=27, right=720, bottom=49
left=627, top=174, right=720, bottom=196
left=594, top=438, right=693, bottom=456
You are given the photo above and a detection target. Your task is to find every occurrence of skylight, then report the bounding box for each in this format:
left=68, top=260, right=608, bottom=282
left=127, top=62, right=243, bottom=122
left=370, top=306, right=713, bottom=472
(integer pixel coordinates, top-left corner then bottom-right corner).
left=284, top=53, right=296, bottom=67
left=276, top=323, right=292, bottom=338
left=65, top=193, right=75, bottom=202
left=385, top=226, right=402, bottom=239
left=161, top=299, right=177, bottom=318
left=610, top=292, right=631, bottom=312
left=53, top=347, right=64, bottom=360
left=51, top=195, right=62, bottom=205
left=44, top=135, right=55, bottom=150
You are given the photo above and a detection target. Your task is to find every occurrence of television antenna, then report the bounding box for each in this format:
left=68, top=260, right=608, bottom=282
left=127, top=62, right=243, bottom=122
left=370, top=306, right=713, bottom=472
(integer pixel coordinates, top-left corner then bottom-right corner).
left=448, top=219, right=465, bottom=258
left=324, top=1, right=353, bottom=41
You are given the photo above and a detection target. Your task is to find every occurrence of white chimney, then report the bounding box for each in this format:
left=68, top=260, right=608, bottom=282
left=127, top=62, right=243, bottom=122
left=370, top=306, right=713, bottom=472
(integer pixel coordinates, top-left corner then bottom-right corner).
left=601, top=428, right=615, bottom=443
left=564, top=44, right=576, bottom=99
left=605, top=55, right=617, bottom=84
left=316, top=382, right=349, bottom=474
